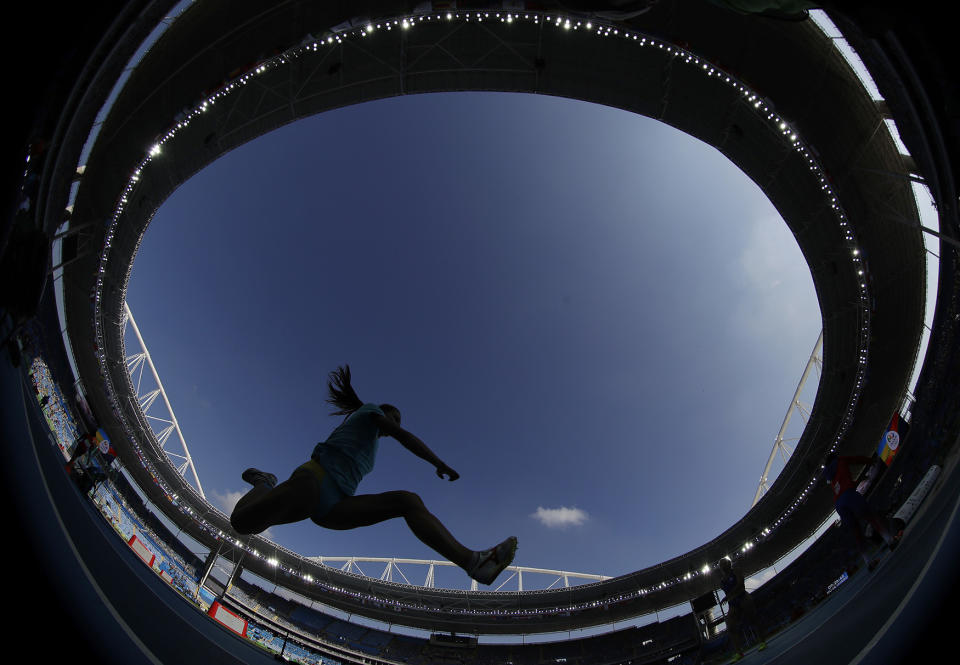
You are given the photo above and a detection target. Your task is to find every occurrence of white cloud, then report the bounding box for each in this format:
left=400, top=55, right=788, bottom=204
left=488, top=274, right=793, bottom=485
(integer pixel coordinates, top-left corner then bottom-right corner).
left=730, top=214, right=819, bottom=351
left=212, top=488, right=276, bottom=540
left=212, top=488, right=246, bottom=514
left=531, top=506, right=589, bottom=529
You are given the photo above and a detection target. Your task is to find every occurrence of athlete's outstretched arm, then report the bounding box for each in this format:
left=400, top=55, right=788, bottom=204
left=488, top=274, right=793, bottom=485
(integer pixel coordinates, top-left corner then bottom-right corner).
left=373, top=413, right=460, bottom=481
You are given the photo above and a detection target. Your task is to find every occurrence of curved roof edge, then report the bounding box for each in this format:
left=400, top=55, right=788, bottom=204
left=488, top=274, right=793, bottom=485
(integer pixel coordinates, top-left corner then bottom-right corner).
left=55, top=0, right=928, bottom=634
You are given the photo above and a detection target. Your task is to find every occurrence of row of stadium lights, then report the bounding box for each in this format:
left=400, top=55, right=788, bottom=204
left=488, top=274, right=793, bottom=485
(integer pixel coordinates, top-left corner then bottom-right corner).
left=93, top=9, right=872, bottom=616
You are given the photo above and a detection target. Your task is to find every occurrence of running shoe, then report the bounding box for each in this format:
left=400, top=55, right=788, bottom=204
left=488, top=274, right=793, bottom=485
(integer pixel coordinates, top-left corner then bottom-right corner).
left=468, top=536, right=518, bottom=585
left=758, top=641, right=768, bottom=651
left=241, top=468, right=277, bottom=488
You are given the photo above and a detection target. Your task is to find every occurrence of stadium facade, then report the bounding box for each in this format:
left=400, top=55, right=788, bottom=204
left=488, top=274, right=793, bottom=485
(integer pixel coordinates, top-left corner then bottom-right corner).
left=5, top=0, right=958, bottom=659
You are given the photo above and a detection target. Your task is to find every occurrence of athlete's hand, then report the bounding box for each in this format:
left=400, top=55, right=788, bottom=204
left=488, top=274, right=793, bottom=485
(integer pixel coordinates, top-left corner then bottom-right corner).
left=436, top=463, right=459, bottom=482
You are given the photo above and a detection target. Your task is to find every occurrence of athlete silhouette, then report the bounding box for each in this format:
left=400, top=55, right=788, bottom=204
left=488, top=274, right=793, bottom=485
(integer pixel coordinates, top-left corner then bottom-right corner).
left=230, top=365, right=517, bottom=585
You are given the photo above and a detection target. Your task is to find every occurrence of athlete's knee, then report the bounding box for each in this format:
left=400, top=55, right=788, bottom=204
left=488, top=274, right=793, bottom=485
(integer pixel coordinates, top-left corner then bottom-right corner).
left=230, top=508, right=257, bottom=535
left=390, top=490, right=426, bottom=514
left=230, top=513, right=249, bottom=534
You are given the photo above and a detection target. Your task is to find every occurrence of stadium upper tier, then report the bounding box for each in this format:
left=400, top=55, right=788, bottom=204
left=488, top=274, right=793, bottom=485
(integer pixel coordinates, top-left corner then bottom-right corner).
left=52, top=0, right=932, bottom=634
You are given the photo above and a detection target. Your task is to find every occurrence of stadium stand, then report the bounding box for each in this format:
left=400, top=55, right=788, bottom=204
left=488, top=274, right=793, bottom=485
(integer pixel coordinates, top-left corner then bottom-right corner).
left=5, top=2, right=959, bottom=662
left=290, top=604, right=337, bottom=634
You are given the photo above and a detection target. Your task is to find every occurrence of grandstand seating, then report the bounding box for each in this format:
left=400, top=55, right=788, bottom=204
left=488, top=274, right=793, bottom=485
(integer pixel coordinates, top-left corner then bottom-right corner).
left=358, top=629, right=394, bottom=655
left=324, top=619, right=369, bottom=644
left=290, top=604, right=336, bottom=633
left=28, top=356, right=80, bottom=454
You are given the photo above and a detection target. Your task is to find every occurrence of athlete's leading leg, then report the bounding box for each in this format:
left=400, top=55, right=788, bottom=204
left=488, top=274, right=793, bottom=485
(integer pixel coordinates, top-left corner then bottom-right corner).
left=230, top=471, right=319, bottom=535
left=315, top=490, right=475, bottom=569
left=315, top=490, right=517, bottom=583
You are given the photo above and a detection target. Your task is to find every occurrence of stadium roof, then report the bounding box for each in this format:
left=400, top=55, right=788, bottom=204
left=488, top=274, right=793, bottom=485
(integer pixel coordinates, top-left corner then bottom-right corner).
left=52, top=0, right=928, bottom=634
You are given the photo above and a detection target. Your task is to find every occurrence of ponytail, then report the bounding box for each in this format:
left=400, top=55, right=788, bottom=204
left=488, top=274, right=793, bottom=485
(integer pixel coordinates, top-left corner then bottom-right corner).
left=327, top=365, right=364, bottom=416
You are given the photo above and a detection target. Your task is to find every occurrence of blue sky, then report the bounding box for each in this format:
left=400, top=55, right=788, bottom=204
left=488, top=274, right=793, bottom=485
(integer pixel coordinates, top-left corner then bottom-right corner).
left=126, top=91, right=820, bottom=588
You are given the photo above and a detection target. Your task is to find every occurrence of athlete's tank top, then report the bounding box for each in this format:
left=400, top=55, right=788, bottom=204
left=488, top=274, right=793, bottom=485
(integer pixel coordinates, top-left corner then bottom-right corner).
left=311, top=403, right=384, bottom=495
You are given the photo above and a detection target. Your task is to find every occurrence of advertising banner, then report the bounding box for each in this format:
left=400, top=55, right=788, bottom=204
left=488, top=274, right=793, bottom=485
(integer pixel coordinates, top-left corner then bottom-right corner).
left=128, top=535, right=156, bottom=568
left=894, top=465, right=941, bottom=524
left=208, top=602, right=248, bottom=637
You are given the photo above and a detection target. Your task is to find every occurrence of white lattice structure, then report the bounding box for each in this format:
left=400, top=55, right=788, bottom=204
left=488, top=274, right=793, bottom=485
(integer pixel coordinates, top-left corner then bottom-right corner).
left=311, top=556, right=611, bottom=592
left=752, top=331, right=823, bottom=507
left=123, top=301, right=206, bottom=498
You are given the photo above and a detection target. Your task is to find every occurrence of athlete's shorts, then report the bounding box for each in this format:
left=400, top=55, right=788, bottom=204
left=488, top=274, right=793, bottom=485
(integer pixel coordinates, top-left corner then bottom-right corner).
left=292, top=459, right=347, bottom=522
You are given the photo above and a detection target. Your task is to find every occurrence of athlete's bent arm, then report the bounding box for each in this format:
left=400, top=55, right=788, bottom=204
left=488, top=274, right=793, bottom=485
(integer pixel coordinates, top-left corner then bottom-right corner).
left=373, top=413, right=460, bottom=481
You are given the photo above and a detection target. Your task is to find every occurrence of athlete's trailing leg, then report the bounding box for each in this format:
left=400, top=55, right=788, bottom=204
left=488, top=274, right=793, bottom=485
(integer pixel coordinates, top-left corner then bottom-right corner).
left=230, top=468, right=319, bottom=535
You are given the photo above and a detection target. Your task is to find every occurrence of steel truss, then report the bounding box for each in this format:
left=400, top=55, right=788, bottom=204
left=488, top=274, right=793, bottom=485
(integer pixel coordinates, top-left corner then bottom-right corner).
left=123, top=301, right=206, bottom=498
left=752, top=331, right=823, bottom=507
left=204, top=14, right=544, bottom=154
left=312, top=556, right=610, bottom=592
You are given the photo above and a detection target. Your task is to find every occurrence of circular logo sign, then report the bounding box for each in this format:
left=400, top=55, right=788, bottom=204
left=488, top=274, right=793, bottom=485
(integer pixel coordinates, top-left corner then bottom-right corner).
left=885, top=430, right=900, bottom=451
